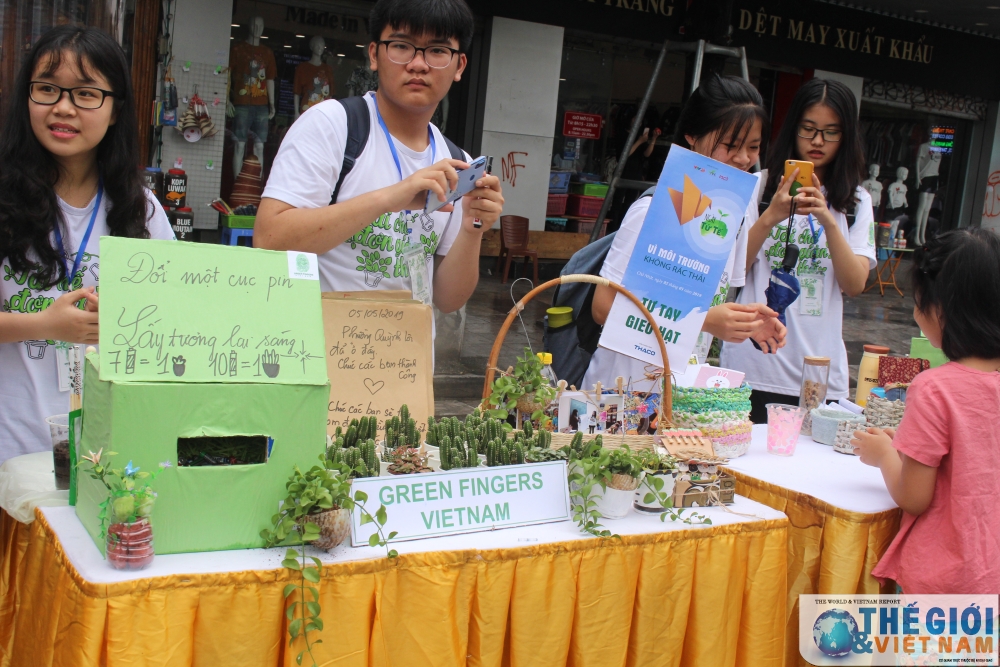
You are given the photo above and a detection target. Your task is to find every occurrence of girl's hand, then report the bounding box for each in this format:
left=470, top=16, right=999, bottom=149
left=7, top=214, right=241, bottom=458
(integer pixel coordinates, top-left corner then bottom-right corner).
left=748, top=306, right=787, bottom=353
left=760, top=169, right=798, bottom=228
left=851, top=427, right=896, bottom=468
left=39, top=288, right=99, bottom=344
left=794, top=174, right=836, bottom=227
left=703, top=303, right=770, bottom=344
left=461, top=174, right=504, bottom=233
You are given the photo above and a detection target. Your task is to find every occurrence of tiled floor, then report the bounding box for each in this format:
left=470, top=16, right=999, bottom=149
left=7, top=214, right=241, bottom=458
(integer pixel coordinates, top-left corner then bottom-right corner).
left=434, top=257, right=923, bottom=417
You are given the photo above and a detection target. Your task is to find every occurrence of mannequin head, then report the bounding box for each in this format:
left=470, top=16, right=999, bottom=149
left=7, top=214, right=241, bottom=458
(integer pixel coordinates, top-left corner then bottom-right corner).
left=309, top=36, right=325, bottom=57
left=868, top=164, right=880, bottom=179
left=896, top=166, right=909, bottom=182
left=250, top=17, right=265, bottom=40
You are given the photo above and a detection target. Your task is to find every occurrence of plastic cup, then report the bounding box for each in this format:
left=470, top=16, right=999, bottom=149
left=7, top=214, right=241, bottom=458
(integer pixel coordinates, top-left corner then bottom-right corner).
left=46, top=413, right=70, bottom=490
left=766, top=404, right=805, bottom=456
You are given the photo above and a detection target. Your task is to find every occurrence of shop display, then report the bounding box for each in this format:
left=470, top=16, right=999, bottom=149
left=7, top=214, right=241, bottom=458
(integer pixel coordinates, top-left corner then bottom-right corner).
left=164, top=167, right=187, bottom=208
left=798, top=356, right=830, bottom=435
left=176, top=93, right=218, bottom=143
left=230, top=154, right=263, bottom=208
left=855, top=345, right=890, bottom=406
left=914, top=137, right=942, bottom=246
left=229, top=16, right=276, bottom=178
left=170, top=207, right=194, bottom=240
left=884, top=167, right=909, bottom=221
left=294, top=37, right=334, bottom=118
left=861, top=164, right=883, bottom=211
left=142, top=167, right=164, bottom=204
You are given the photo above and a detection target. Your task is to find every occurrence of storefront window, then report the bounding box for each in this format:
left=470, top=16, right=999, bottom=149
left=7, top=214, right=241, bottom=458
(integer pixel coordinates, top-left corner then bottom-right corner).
left=859, top=103, right=969, bottom=243
left=0, top=0, right=119, bottom=110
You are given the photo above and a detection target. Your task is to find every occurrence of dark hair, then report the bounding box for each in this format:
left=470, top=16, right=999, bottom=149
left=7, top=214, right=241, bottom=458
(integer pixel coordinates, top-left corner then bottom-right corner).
left=912, top=228, right=1000, bottom=361
left=672, top=74, right=768, bottom=154
left=0, top=25, right=149, bottom=290
left=369, top=0, right=475, bottom=53
left=764, top=78, right=866, bottom=216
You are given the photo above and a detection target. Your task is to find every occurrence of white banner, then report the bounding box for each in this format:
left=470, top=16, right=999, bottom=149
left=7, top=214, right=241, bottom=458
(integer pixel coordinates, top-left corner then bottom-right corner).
left=350, top=461, right=572, bottom=546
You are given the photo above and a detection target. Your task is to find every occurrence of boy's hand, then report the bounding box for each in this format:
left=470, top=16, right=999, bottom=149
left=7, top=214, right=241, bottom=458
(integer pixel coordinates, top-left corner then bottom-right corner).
left=462, top=174, right=504, bottom=233
left=851, top=427, right=896, bottom=468
left=392, top=158, right=470, bottom=213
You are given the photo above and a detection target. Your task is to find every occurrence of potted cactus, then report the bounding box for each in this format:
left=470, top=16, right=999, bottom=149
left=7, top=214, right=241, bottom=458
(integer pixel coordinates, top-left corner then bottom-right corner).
left=591, top=446, right=643, bottom=519
left=328, top=416, right=381, bottom=477
left=634, top=450, right=678, bottom=513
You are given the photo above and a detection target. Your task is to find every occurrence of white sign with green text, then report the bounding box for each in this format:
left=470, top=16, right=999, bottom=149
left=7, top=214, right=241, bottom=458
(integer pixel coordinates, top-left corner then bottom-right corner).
left=349, top=461, right=571, bottom=545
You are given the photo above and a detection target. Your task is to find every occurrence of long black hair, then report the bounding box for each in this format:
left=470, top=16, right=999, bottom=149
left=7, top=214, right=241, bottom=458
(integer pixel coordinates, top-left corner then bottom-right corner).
left=0, top=25, right=150, bottom=290
left=763, top=78, right=866, bottom=215
left=672, top=74, right=768, bottom=154
left=912, top=229, right=1000, bottom=361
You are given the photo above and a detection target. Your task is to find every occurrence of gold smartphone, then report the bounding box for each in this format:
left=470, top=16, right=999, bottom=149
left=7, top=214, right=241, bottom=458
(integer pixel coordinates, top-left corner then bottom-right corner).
left=784, top=160, right=814, bottom=197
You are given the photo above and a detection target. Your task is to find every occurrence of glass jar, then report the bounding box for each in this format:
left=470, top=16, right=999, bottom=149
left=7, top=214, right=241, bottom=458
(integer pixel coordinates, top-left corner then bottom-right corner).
left=799, top=356, right=830, bottom=435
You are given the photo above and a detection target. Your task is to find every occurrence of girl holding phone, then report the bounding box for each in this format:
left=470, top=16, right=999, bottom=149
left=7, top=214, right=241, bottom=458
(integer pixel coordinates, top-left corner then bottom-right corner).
left=584, top=75, right=786, bottom=393
left=0, top=26, right=174, bottom=462
left=722, top=78, right=876, bottom=422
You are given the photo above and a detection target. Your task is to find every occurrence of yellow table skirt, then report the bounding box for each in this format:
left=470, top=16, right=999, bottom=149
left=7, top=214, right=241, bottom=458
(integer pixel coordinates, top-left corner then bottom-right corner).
left=730, top=471, right=901, bottom=667
left=1, top=508, right=789, bottom=667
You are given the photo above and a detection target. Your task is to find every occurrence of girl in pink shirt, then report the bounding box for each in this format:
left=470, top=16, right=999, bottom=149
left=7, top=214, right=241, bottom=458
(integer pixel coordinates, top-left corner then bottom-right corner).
left=853, top=228, right=1000, bottom=594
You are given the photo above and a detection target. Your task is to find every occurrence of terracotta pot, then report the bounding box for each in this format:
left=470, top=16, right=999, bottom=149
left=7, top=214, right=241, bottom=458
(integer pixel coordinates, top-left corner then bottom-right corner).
left=106, top=518, right=154, bottom=570
left=302, top=508, right=351, bottom=551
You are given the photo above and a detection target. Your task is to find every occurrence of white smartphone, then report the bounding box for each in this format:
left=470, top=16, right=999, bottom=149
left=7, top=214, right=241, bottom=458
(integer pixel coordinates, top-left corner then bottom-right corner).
left=425, top=155, right=490, bottom=214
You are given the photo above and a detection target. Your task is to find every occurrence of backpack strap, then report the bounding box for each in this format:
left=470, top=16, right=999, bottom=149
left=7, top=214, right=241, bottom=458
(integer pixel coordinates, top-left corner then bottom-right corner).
left=442, top=135, right=465, bottom=161
left=330, top=96, right=371, bottom=205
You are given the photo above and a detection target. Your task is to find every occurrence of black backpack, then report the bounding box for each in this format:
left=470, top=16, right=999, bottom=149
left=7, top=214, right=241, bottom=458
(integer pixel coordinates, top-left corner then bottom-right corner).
left=543, top=187, right=656, bottom=388
left=331, top=95, right=466, bottom=204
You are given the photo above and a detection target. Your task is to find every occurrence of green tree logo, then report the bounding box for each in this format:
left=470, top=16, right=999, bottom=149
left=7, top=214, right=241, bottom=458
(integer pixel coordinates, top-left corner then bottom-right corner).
left=356, top=250, right=391, bottom=287
left=295, top=253, right=310, bottom=273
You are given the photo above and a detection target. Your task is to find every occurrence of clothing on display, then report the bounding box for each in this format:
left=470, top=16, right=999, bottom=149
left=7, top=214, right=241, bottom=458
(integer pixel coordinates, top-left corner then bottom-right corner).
left=0, top=191, right=174, bottom=462
left=294, top=62, right=334, bottom=114
left=861, top=164, right=883, bottom=210
left=346, top=64, right=379, bottom=97
left=231, top=103, right=270, bottom=143
left=230, top=41, right=277, bottom=107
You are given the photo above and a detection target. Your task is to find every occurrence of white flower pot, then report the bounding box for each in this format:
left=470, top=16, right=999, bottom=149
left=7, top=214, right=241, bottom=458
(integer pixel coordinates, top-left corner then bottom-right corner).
left=634, top=472, right=676, bottom=513
left=592, top=485, right=637, bottom=519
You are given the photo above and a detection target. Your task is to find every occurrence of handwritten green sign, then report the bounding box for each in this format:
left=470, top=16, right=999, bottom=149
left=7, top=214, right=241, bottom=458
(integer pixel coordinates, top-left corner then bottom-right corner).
left=98, top=237, right=327, bottom=384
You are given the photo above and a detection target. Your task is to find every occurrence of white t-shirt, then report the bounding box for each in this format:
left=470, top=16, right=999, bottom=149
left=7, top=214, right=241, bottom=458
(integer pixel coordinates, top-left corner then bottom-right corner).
left=0, top=189, right=174, bottom=463
left=262, top=93, right=465, bottom=298
left=582, top=178, right=755, bottom=392
left=720, top=187, right=876, bottom=400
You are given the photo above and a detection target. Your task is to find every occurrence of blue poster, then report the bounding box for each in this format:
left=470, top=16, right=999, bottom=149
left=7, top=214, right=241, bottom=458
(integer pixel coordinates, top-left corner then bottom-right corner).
left=598, top=145, right=760, bottom=373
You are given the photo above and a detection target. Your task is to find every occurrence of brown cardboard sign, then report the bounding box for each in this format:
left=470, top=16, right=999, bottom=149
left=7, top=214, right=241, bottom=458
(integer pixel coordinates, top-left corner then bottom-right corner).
left=321, top=294, right=434, bottom=438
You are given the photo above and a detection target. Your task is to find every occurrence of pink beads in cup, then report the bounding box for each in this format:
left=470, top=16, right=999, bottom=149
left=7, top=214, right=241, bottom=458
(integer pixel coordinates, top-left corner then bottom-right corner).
left=766, top=404, right=806, bottom=456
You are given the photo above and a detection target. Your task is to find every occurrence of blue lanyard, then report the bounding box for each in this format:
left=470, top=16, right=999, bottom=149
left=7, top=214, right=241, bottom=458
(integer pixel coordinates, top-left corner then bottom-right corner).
left=371, top=94, right=435, bottom=231
left=805, top=214, right=824, bottom=246
left=53, top=181, right=103, bottom=290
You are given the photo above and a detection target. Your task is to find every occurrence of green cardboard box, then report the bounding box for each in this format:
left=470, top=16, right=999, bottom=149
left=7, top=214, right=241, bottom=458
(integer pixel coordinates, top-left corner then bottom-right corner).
left=910, top=336, right=949, bottom=368
left=76, top=354, right=328, bottom=554
left=75, top=238, right=330, bottom=555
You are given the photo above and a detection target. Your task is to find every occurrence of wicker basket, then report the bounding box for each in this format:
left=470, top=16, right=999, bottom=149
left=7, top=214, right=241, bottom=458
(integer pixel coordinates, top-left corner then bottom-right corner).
left=481, top=274, right=674, bottom=448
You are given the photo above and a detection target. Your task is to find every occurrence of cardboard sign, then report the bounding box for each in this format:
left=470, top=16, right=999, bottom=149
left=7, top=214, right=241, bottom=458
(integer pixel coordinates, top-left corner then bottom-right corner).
left=322, top=294, right=433, bottom=438
left=563, top=111, right=602, bottom=139
left=350, top=461, right=571, bottom=545
left=598, top=146, right=759, bottom=371
left=98, top=238, right=326, bottom=384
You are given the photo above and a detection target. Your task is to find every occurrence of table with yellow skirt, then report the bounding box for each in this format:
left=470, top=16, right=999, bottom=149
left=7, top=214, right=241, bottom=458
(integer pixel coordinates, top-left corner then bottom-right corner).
left=0, top=450, right=789, bottom=667
left=723, top=425, right=902, bottom=667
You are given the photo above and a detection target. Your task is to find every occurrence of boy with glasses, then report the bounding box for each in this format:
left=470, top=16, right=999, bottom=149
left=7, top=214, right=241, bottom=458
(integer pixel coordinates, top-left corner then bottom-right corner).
left=256, top=0, right=503, bottom=321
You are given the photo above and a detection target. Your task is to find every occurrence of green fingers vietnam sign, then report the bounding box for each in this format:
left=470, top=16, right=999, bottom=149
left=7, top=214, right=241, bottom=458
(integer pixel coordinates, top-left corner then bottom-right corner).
left=98, top=237, right=326, bottom=384
left=349, top=461, right=572, bottom=544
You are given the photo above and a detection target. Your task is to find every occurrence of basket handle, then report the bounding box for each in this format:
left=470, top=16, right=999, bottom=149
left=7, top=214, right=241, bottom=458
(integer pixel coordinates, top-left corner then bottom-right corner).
left=481, top=274, right=673, bottom=430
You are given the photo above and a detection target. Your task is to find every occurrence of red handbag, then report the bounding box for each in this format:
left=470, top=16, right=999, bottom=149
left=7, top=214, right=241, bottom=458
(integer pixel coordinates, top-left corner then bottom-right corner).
left=878, top=356, right=930, bottom=387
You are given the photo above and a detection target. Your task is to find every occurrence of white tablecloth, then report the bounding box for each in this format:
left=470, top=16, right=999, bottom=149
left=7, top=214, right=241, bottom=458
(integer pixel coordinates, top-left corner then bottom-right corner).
left=0, top=451, right=68, bottom=522
left=723, top=424, right=897, bottom=514
left=41, top=492, right=785, bottom=584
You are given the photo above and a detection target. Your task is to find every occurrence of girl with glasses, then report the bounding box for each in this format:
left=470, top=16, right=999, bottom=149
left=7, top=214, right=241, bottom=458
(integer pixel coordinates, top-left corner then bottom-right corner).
left=722, top=78, right=876, bottom=423
left=0, top=26, right=174, bottom=462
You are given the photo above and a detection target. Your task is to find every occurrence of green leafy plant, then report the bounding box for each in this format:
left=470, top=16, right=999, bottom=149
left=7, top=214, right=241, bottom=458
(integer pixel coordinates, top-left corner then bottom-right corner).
left=566, top=441, right=614, bottom=538
left=77, top=449, right=169, bottom=537
left=634, top=450, right=711, bottom=525
left=485, top=348, right=557, bottom=422
left=262, top=462, right=397, bottom=667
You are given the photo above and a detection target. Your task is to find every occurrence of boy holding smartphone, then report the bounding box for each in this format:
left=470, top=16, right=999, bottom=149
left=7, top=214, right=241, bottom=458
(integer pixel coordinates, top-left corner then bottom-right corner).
left=255, top=0, right=503, bottom=315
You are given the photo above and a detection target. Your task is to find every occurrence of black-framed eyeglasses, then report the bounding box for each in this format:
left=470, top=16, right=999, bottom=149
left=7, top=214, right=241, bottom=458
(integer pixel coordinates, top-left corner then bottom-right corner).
left=797, top=124, right=842, bottom=143
left=29, top=82, right=115, bottom=109
left=378, top=40, right=459, bottom=68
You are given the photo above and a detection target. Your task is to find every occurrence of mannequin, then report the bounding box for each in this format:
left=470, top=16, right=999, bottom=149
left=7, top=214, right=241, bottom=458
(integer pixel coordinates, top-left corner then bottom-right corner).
left=913, top=140, right=942, bottom=245
left=346, top=57, right=379, bottom=97
left=884, top=167, right=909, bottom=221
left=293, top=36, right=334, bottom=119
left=227, top=16, right=276, bottom=178
left=861, top=164, right=883, bottom=210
